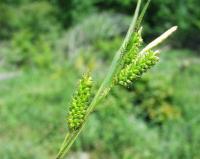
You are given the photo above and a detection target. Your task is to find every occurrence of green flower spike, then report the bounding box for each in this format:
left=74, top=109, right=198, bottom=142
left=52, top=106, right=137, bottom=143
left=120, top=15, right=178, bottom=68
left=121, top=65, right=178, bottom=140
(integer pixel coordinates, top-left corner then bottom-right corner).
left=121, top=28, right=143, bottom=67
left=116, top=50, right=159, bottom=87
left=67, top=73, right=93, bottom=131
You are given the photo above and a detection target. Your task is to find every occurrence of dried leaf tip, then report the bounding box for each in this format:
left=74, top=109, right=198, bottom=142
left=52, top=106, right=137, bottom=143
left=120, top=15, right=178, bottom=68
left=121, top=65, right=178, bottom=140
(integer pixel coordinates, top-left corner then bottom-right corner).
left=140, top=26, right=178, bottom=55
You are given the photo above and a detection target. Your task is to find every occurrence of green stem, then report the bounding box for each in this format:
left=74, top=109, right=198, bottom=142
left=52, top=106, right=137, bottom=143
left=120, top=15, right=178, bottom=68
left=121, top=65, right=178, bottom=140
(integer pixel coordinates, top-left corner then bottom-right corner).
left=56, top=132, right=76, bottom=159
left=56, top=133, right=71, bottom=159
left=87, top=0, right=142, bottom=110
left=56, top=0, right=178, bottom=158
left=55, top=1, right=142, bottom=159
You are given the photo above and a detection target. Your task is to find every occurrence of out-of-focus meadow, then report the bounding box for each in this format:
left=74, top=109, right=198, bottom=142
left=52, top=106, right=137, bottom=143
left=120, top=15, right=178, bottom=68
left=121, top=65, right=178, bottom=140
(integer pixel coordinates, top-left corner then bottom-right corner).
left=0, top=0, right=200, bottom=159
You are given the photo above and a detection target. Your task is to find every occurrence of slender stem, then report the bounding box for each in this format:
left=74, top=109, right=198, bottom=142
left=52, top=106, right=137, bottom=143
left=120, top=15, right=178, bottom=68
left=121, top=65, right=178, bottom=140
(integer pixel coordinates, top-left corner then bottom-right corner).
left=56, top=133, right=71, bottom=159
left=87, top=0, right=142, bottom=110
left=60, top=133, right=70, bottom=150
left=56, top=133, right=77, bottom=159
left=55, top=1, right=142, bottom=159
left=135, top=0, right=151, bottom=31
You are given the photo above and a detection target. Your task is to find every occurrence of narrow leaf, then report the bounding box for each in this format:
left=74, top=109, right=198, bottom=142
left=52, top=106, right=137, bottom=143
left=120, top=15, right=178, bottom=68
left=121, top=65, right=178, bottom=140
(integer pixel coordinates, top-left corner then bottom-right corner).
left=139, top=26, right=178, bottom=55
left=136, top=0, right=151, bottom=30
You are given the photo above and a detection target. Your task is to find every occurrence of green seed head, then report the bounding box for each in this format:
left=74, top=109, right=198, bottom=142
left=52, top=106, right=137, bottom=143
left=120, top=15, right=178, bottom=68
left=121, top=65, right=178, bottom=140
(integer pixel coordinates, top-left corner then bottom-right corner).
left=67, top=73, right=93, bottom=131
left=121, top=28, right=143, bottom=67
left=115, top=50, right=159, bottom=87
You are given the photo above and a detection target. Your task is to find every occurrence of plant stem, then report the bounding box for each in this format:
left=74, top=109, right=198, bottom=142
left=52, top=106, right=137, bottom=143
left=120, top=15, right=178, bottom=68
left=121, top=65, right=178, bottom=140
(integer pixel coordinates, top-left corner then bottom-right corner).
left=56, top=133, right=76, bottom=159
left=56, top=133, right=71, bottom=159
left=55, top=1, right=142, bottom=159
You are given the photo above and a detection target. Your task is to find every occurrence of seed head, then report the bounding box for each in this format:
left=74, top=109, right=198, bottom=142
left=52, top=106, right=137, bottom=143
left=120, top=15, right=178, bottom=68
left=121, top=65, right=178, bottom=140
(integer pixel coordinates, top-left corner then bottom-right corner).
left=67, top=73, right=93, bottom=131
left=121, top=28, right=143, bottom=67
left=115, top=50, right=159, bottom=87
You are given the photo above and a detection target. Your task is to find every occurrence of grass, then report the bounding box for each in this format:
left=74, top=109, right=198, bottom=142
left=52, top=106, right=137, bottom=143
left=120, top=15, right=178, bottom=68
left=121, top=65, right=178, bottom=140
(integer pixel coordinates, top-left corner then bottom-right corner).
left=0, top=68, right=79, bottom=158
left=0, top=49, right=200, bottom=159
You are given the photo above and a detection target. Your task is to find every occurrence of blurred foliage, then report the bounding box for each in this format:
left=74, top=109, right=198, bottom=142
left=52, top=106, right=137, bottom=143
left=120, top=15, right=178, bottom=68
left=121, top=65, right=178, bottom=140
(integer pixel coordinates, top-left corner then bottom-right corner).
left=0, top=0, right=200, bottom=159
left=131, top=76, right=180, bottom=123
left=56, top=13, right=130, bottom=60
left=0, top=1, right=60, bottom=69
left=1, top=50, right=200, bottom=159
left=1, top=0, right=199, bottom=48
left=5, top=30, right=54, bottom=69
left=145, top=0, right=200, bottom=49
left=94, top=37, right=122, bottom=62
left=49, top=0, right=95, bottom=27
left=95, top=0, right=200, bottom=49
left=0, top=1, right=60, bottom=39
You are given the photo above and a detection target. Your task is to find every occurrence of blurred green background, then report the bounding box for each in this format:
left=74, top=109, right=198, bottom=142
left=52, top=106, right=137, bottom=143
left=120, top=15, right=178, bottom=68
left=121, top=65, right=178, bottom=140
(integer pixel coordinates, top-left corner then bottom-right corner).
left=0, top=0, right=200, bottom=159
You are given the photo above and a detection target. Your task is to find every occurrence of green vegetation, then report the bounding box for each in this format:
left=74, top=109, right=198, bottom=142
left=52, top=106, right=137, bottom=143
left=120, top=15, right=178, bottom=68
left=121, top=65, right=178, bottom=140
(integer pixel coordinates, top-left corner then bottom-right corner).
left=1, top=50, right=200, bottom=159
left=0, top=0, right=200, bottom=159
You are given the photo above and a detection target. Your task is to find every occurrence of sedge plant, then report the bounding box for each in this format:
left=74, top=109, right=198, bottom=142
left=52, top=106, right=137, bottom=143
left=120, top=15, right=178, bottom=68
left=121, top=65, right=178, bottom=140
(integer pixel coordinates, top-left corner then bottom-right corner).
left=56, top=0, right=177, bottom=158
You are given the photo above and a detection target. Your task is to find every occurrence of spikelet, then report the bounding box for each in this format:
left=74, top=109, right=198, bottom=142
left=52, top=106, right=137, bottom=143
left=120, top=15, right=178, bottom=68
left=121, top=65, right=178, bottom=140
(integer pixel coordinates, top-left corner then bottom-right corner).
left=67, top=73, right=93, bottom=131
left=115, top=50, right=159, bottom=87
left=121, top=28, right=143, bottom=67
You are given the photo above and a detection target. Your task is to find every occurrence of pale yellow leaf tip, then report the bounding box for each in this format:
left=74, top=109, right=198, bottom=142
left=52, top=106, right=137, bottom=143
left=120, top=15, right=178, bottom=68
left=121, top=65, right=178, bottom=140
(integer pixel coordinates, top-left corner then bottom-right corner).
left=140, top=26, right=178, bottom=55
